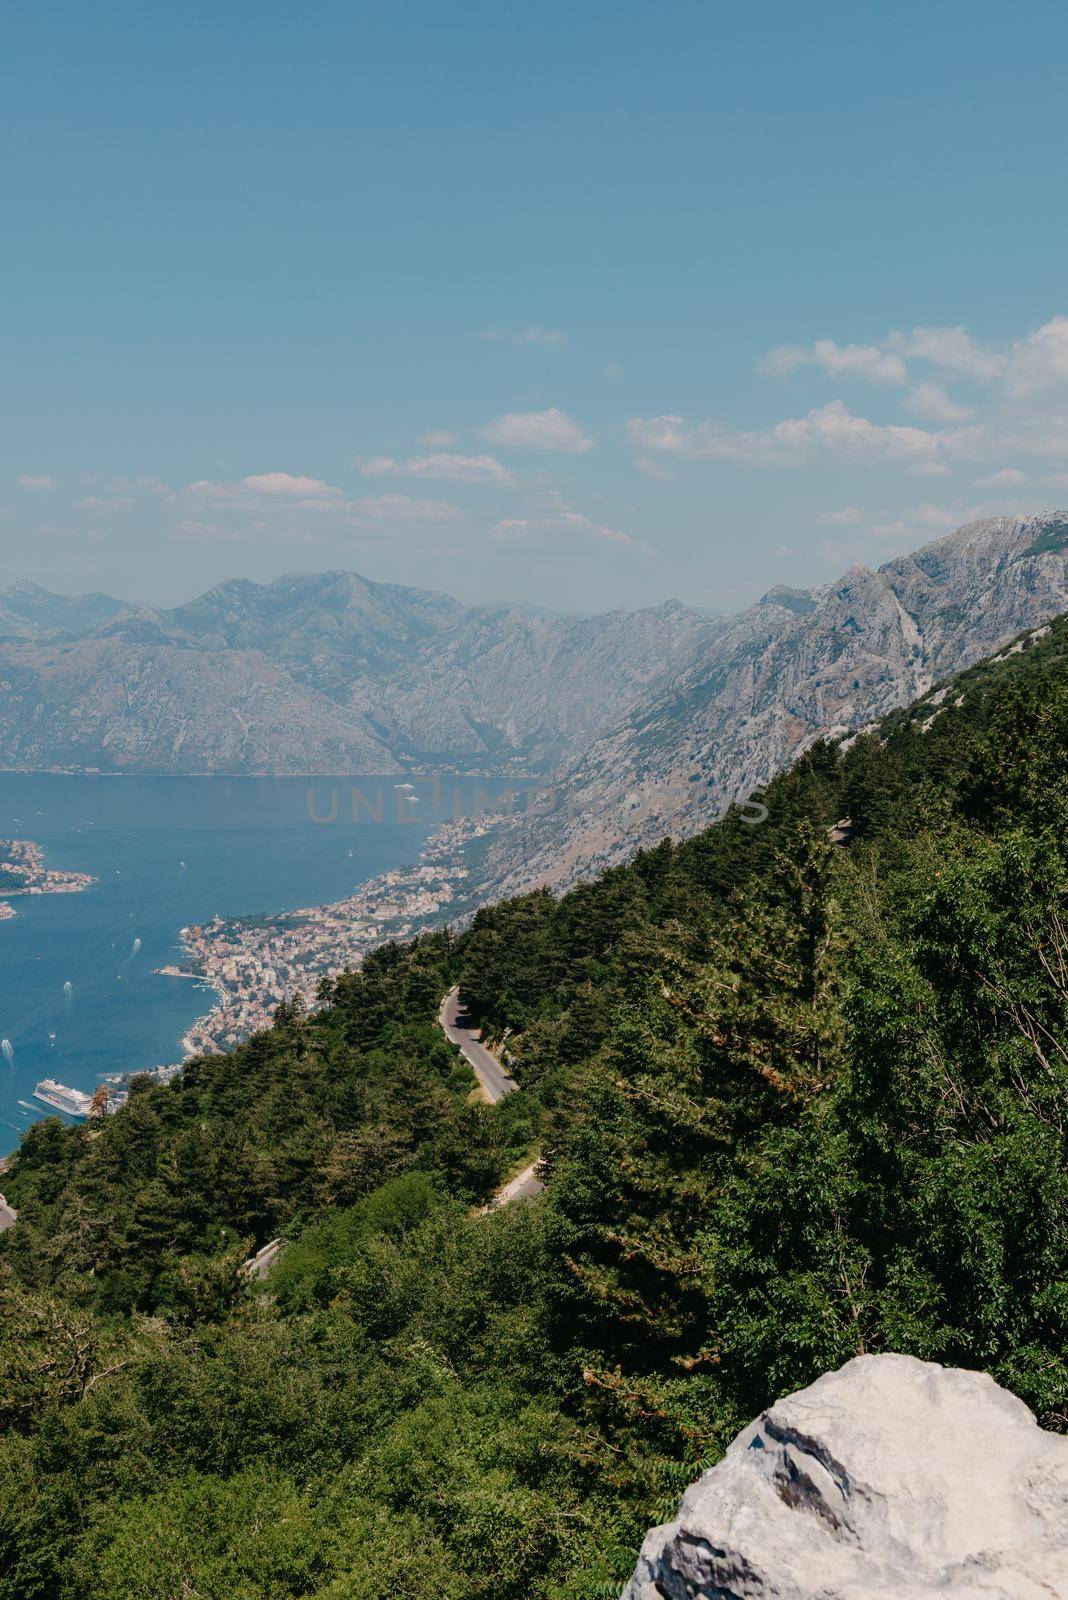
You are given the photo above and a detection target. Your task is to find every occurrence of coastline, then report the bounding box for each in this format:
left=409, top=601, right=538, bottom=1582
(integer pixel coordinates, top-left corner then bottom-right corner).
left=0, top=759, right=542, bottom=780
left=0, top=839, right=96, bottom=901
left=0, top=783, right=517, bottom=1143
left=160, top=810, right=507, bottom=1060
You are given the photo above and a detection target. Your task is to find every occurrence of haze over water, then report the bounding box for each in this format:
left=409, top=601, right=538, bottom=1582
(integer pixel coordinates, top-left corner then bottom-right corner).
left=0, top=773, right=503, bottom=1155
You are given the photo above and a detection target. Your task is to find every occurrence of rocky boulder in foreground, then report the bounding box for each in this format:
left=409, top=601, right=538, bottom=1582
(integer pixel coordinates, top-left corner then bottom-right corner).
left=622, top=1354, right=1068, bottom=1599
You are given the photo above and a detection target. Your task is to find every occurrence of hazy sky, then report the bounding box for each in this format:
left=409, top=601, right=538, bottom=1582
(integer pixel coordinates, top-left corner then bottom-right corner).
left=4, top=0, right=1068, bottom=614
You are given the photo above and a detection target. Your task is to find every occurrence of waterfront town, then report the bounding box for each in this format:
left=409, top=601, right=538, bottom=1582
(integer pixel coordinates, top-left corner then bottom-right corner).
left=13, top=812, right=509, bottom=1121
left=0, top=839, right=96, bottom=906
left=160, top=812, right=503, bottom=1058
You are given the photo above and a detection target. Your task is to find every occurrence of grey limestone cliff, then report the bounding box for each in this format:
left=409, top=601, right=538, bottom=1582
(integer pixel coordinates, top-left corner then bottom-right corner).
left=476, top=514, right=1068, bottom=897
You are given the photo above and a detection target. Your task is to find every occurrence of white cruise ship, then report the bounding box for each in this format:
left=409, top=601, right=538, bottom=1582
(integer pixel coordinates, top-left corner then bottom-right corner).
left=33, top=1079, right=93, bottom=1118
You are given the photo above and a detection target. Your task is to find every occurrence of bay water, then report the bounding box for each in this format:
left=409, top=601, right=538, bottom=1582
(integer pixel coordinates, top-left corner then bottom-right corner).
left=0, top=773, right=506, bottom=1155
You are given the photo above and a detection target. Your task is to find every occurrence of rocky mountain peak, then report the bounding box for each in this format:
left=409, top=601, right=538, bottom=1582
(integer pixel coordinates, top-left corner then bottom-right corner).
left=0, top=581, right=127, bottom=640
left=759, top=583, right=818, bottom=615
left=3, top=579, right=51, bottom=597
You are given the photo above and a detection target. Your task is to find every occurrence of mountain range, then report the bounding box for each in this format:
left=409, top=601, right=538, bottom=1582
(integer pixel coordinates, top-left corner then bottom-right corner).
left=4, top=515, right=1068, bottom=903
left=474, top=512, right=1068, bottom=898
left=0, top=573, right=717, bottom=774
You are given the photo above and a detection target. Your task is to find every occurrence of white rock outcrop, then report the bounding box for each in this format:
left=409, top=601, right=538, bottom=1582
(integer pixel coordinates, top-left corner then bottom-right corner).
left=622, top=1353, right=1068, bottom=1599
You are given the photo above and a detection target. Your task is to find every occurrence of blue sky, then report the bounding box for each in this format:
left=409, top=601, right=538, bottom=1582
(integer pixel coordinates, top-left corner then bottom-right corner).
left=4, top=0, right=1068, bottom=614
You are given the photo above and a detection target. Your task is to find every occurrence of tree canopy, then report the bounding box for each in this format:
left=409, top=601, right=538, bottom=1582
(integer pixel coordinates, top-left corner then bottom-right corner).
left=2, top=618, right=1066, bottom=1598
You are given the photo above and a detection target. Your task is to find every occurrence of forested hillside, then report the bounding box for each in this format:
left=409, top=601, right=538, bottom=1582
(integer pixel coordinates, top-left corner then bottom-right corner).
left=2, top=617, right=1067, bottom=1599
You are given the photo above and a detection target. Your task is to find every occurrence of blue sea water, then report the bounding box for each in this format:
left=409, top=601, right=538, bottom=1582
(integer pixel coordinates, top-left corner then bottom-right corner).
left=0, top=773, right=506, bottom=1156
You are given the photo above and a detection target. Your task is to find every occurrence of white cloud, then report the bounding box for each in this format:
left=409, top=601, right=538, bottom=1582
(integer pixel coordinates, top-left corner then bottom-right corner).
left=350, top=494, right=461, bottom=525
left=976, top=467, right=1027, bottom=487
left=759, top=318, right=1068, bottom=456
left=481, top=326, right=567, bottom=346
left=889, top=317, right=1068, bottom=397
left=558, top=509, right=651, bottom=552
left=186, top=475, right=340, bottom=503
left=905, top=504, right=966, bottom=529
left=419, top=430, right=456, bottom=447
left=491, top=507, right=652, bottom=554
left=108, top=475, right=169, bottom=495
left=990, top=414, right=1068, bottom=459
left=907, top=461, right=953, bottom=478
left=1040, top=472, right=1068, bottom=490
left=762, top=337, right=977, bottom=425
left=184, top=479, right=245, bottom=502
left=903, top=382, right=974, bottom=423
left=358, top=451, right=513, bottom=485
left=810, top=506, right=871, bottom=526
left=1005, top=315, right=1068, bottom=396
left=181, top=472, right=344, bottom=517
left=602, top=363, right=624, bottom=380
left=888, top=324, right=1005, bottom=381
left=627, top=400, right=965, bottom=468
left=180, top=473, right=464, bottom=531
left=804, top=505, right=990, bottom=573
left=77, top=494, right=134, bottom=512
left=482, top=407, right=593, bottom=454
left=762, top=339, right=908, bottom=385
left=242, top=472, right=339, bottom=496
left=635, top=454, right=674, bottom=481
left=17, top=474, right=56, bottom=490
left=812, top=502, right=978, bottom=540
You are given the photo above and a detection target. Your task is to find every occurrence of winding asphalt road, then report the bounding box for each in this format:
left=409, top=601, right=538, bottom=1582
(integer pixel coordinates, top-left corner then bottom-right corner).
left=438, top=986, right=518, bottom=1104
left=487, top=1159, right=543, bottom=1207
left=245, top=1237, right=282, bottom=1280
left=438, top=986, right=544, bottom=1205
left=2, top=984, right=542, bottom=1277
left=4, top=992, right=539, bottom=1270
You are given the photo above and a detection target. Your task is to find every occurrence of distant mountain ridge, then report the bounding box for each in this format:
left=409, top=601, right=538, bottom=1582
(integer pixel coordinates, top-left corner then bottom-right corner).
left=0, top=579, right=127, bottom=640
left=473, top=512, right=1068, bottom=898
left=0, top=571, right=718, bottom=773
left=4, top=516, right=1068, bottom=825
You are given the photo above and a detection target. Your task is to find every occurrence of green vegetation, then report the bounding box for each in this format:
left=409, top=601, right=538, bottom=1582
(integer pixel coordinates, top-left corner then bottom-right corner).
left=2, top=618, right=1067, bottom=1597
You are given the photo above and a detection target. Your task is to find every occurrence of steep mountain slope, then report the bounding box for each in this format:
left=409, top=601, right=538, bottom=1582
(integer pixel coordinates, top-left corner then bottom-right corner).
left=476, top=513, right=1068, bottom=895
left=0, top=636, right=394, bottom=772
left=352, top=598, right=719, bottom=762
